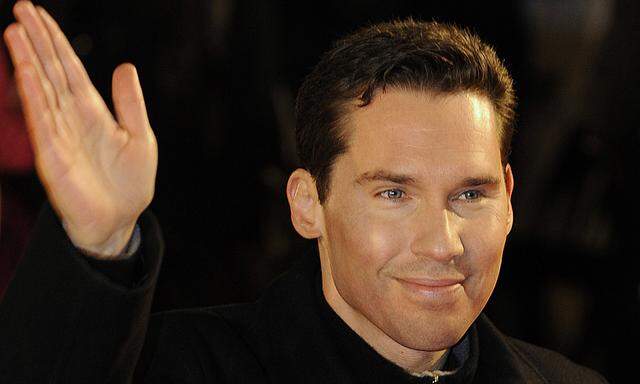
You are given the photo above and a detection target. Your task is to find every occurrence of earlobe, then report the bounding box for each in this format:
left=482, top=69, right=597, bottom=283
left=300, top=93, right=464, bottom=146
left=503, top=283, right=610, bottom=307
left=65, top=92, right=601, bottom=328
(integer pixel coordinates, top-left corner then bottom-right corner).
left=286, top=169, right=323, bottom=239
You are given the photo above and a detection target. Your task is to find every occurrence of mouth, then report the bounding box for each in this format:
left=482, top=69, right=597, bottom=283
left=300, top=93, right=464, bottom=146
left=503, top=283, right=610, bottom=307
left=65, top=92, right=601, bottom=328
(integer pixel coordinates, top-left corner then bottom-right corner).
left=398, top=277, right=465, bottom=287
left=395, top=276, right=465, bottom=306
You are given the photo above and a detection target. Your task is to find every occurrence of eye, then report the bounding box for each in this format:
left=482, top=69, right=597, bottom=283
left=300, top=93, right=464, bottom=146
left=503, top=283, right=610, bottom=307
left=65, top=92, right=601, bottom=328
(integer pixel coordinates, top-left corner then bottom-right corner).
left=458, top=190, right=482, bottom=201
left=379, top=189, right=406, bottom=201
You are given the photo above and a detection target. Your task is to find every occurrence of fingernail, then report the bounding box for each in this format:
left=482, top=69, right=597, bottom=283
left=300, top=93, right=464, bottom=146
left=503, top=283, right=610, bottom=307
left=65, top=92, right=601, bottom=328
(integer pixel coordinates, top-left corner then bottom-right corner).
left=3, top=23, right=17, bottom=38
left=14, top=1, right=31, bottom=15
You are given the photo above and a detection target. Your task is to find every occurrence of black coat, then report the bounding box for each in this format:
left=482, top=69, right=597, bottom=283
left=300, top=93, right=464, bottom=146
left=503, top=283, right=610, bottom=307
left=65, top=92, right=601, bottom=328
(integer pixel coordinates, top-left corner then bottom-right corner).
left=0, top=204, right=608, bottom=383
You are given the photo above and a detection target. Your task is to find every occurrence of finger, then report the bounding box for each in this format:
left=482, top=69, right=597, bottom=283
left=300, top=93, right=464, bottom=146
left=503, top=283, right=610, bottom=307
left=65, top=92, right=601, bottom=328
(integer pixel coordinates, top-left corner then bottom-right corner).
left=36, top=5, right=95, bottom=96
left=112, top=63, right=151, bottom=138
left=14, top=62, right=58, bottom=154
left=13, top=1, right=70, bottom=103
left=3, top=21, right=58, bottom=111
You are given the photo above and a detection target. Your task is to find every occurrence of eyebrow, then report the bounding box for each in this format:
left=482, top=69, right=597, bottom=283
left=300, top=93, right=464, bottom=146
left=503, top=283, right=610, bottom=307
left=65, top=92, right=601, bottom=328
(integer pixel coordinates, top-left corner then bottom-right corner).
left=354, top=169, right=501, bottom=188
left=459, top=176, right=501, bottom=188
left=354, top=170, right=418, bottom=186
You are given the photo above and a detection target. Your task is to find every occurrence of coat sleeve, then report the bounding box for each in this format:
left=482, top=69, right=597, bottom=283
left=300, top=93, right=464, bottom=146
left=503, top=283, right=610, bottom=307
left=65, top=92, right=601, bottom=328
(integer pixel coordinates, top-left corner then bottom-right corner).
left=0, top=202, right=164, bottom=383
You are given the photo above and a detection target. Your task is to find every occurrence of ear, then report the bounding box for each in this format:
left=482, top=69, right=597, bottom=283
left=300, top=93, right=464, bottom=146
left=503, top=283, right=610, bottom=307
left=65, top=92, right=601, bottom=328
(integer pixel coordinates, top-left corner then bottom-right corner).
left=286, top=168, right=324, bottom=239
left=504, top=163, right=515, bottom=233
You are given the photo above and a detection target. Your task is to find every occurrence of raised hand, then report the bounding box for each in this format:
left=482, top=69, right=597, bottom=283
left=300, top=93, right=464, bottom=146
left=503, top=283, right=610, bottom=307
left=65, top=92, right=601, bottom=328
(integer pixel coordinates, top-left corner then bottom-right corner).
left=3, top=1, right=158, bottom=258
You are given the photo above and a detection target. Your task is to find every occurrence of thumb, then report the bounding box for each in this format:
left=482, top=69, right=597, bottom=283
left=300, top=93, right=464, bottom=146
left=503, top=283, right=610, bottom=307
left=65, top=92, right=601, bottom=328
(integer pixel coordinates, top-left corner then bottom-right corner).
left=112, top=63, right=151, bottom=138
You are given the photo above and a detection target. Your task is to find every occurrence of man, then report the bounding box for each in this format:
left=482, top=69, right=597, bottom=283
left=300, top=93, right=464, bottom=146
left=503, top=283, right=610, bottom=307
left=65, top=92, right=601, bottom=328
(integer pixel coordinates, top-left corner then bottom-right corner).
left=0, top=1, right=608, bottom=383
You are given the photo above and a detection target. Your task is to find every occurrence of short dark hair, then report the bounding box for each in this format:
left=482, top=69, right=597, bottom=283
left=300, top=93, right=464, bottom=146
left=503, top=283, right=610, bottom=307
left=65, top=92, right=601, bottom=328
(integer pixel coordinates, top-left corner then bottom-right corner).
left=295, top=19, right=516, bottom=204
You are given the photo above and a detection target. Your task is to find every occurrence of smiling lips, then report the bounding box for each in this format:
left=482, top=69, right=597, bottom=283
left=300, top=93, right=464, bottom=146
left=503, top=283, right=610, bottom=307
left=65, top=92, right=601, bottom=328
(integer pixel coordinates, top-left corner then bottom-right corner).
left=396, top=276, right=465, bottom=305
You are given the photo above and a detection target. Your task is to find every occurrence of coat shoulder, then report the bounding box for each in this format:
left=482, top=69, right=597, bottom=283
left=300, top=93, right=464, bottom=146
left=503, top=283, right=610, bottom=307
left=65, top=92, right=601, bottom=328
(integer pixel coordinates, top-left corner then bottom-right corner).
left=506, top=337, right=609, bottom=384
left=136, top=304, right=266, bottom=383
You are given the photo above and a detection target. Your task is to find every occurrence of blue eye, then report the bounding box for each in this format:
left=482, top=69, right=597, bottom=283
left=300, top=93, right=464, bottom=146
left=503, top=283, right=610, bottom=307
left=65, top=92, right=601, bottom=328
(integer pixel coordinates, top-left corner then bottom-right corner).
left=380, top=189, right=405, bottom=200
left=459, top=190, right=481, bottom=201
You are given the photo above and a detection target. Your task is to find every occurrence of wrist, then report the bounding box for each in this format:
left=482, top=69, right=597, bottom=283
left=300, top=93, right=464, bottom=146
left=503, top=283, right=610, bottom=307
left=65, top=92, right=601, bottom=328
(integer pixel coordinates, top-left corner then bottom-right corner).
left=72, top=223, right=137, bottom=260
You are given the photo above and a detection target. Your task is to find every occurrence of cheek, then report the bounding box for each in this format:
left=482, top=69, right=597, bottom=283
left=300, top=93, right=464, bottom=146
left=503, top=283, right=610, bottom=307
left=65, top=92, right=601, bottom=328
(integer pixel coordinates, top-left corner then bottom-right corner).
left=459, top=211, right=508, bottom=304
left=326, top=205, right=408, bottom=290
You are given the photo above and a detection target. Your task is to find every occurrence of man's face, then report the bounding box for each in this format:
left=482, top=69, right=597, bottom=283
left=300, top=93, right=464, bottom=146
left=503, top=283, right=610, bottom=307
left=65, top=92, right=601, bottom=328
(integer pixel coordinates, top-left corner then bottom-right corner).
left=318, top=89, right=513, bottom=351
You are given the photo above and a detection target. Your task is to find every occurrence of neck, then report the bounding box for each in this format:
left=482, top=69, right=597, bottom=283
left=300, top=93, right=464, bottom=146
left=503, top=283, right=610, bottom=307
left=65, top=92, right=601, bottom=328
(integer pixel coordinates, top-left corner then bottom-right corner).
left=320, top=259, right=449, bottom=374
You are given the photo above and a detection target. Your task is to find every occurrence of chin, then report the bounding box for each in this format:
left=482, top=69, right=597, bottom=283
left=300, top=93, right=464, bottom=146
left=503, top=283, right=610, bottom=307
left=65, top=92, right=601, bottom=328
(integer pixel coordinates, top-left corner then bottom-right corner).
left=383, top=307, right=474, bottom=351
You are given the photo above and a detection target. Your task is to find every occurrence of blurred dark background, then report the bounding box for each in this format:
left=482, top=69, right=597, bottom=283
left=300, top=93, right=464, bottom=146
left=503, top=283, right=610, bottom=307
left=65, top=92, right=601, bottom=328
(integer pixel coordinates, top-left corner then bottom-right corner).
left=1, top=1, right=638, bottom=382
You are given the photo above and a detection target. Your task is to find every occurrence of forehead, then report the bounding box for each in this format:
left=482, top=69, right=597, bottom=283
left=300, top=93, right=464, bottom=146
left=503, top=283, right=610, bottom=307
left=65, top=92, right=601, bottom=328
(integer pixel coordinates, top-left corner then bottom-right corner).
left=338, top=89, right=502, bottom=179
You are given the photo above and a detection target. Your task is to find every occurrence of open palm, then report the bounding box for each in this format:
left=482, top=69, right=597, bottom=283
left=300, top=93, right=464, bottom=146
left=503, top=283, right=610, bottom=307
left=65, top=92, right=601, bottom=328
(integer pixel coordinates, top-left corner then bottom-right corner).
left=3, top=1, right=157, bottom=257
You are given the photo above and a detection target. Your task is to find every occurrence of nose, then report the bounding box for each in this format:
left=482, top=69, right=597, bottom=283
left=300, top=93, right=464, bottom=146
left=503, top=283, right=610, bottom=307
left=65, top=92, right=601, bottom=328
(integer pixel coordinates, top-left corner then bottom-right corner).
left=410, top=206, right=464, bottom=262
